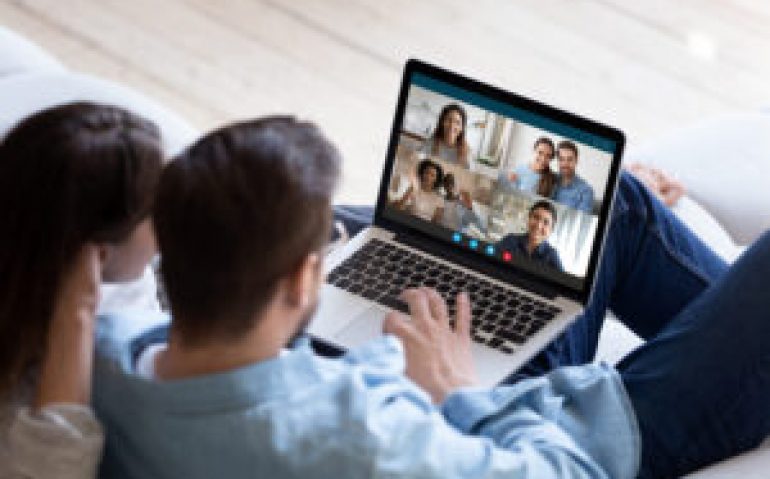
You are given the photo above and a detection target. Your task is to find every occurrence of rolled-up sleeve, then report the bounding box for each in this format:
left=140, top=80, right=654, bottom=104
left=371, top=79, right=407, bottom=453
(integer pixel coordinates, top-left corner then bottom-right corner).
left=9, top=404, right=104, bottom=479
left=440, top=364, right=640, bottom=479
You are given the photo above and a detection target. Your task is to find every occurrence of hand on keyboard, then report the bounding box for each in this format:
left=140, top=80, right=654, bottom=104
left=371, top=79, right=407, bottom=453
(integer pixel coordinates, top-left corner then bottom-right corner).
left=383, top=287, right=478, bottom=404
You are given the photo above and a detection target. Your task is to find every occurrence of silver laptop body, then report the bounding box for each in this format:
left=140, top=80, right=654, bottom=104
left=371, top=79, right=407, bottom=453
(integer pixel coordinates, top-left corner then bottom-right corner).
left=309, top=60, right=625, bottom=387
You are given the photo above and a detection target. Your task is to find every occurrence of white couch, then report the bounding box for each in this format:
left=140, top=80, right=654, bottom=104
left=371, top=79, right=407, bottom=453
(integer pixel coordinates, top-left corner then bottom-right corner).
left=2, top=26, right=768, bottom=478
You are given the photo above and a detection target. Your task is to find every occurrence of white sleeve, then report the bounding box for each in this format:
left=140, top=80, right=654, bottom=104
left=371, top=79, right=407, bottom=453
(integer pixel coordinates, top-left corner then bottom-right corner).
left=9, top=404, right=104, bottom=479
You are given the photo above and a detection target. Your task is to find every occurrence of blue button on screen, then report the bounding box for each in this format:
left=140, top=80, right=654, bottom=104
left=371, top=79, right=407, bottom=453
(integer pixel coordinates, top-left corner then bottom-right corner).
left=485, top=245, right=495, bottom=256
left=452, top=232, right=462, bottom=243
left=469, top=239, right=478, bottom=249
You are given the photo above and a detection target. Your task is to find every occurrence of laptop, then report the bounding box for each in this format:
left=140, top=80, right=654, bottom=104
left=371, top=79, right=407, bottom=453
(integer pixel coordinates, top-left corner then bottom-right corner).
left=309, top=59, right=624, bottom=386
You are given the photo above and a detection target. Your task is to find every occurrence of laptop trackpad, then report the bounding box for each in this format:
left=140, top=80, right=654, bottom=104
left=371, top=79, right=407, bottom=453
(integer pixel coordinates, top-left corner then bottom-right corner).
left=334, top=305, right=390, bottom=348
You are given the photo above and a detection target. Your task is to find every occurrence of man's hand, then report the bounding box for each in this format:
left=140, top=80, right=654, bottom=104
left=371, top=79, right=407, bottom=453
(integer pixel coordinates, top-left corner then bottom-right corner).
left=383, top=288, right=478, bottom=404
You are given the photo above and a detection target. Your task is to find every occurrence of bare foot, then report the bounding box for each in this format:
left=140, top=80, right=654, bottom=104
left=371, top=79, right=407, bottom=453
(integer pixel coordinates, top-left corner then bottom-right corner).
left=626, top=162, right=686, bottom=207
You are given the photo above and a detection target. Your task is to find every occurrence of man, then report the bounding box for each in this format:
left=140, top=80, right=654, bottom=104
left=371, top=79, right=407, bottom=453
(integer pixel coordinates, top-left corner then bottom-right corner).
left=551, top=140, right=595, bottom=213
left=93, top=117, right=770, bottom=478
left=496, top=200, right=564, bottom=271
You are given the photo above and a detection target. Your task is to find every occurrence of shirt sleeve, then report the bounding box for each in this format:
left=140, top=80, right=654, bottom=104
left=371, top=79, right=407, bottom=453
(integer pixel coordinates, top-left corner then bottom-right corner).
left=438, top=365, right=640, bottom=479
left=578, top=185, right=595, bottom=213
left=9, top=404, right=104, bottom=479
left=364, top=365, right=638, bottom=479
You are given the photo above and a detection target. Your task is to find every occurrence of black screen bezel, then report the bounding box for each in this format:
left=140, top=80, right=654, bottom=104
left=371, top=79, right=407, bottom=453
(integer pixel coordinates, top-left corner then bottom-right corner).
left=373, top=59, right=625, bottom=305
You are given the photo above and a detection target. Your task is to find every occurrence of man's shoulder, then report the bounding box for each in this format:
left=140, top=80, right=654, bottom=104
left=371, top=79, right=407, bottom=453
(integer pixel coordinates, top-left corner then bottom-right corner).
left=575, top=175, right=594, bottom=192
left=496, top=233, right=523, bottom=247
left=93, top=311, right=170, bottom=382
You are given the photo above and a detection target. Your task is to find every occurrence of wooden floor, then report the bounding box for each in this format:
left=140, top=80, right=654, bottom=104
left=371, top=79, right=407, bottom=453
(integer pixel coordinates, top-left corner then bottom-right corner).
left=3, top=0, right=770, bottom=203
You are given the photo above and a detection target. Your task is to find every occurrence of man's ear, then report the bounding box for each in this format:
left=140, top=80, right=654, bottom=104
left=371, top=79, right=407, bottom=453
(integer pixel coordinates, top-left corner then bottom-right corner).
left=286, top=253, right=323, bottom=308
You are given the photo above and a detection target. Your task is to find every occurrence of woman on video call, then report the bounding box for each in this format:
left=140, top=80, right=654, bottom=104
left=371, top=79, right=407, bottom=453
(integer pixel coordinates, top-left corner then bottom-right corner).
left=499, top=137, right=558, bottom=198
left=420, top=103, right=471, bottom=168
left=391, top=159, right=445, bottom=222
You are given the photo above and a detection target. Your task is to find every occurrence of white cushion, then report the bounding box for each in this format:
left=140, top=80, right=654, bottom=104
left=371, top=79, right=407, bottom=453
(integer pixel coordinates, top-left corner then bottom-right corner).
left=0, top=27, right=64, bottom=77
left=626, top=111, right=770, bottom=245
left=0, top=72, right=198, bottom=156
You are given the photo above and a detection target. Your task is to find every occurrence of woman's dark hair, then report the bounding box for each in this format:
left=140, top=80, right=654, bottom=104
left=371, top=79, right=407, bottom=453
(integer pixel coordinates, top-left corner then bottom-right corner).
left=530, top=200, right=558, bottom=226
left=533, top=136, right=557, bottom=197
left=0, top=102, right=163, bottom=395
left=416, top=159, right=443, bottom=191
left=432, top=104, right=469, bottom=163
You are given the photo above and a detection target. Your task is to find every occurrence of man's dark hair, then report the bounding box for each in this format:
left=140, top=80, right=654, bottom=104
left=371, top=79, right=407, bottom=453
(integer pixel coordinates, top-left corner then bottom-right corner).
left=529, top=200, right=558, bottom=226
left=557, top=140, right=579, bottom=159
left=416, top=159, right=443, bottom=190
left=153, top=116, right=341, bottom=346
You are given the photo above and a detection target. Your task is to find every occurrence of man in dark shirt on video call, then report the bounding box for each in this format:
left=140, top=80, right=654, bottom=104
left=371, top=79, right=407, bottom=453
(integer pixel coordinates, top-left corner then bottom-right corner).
left=496, top=200, right=564, bottom=271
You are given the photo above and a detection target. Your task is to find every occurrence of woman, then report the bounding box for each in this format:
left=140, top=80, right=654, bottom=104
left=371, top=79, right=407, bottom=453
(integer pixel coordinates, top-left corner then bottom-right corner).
left=499, top=137, right=557, bottom=198
left=0, top=103, right=163, bottom=478
left=421, top=103, right=471, bottom=168
left=391, top=159, right=445, bottom=222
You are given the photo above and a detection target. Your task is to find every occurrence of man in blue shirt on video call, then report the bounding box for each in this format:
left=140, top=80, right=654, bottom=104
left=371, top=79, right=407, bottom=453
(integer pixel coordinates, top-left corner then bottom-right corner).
left=551, top=140, right=596, bottom=214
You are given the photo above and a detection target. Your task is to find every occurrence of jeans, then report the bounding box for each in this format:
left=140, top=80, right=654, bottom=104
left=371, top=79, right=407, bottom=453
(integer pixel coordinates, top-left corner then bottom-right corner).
left=332, top=173, right=770, bottom=477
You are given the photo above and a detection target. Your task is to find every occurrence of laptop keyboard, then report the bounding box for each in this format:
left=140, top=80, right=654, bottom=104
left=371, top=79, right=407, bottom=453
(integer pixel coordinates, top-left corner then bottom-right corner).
left=326, top=239, right=561, bottom=355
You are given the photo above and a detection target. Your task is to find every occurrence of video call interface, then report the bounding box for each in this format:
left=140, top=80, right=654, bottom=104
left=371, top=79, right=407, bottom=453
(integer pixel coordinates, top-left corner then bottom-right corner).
left=383, top=73, right=617, bottom=289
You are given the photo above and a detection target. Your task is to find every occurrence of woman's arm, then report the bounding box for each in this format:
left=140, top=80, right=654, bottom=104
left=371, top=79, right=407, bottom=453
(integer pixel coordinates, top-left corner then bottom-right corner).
left=36, top=245, right=101, bottom=408
left=10, top=245, right=105, bottom=479
left=391, top=185, right=415, bottom=211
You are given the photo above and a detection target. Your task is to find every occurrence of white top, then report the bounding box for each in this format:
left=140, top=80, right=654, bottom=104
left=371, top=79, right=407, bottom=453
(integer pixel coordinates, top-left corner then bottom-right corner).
left=0, top=265, right=161, bottom=478
left=412, top=188, right=444, bottom=222
left=0, top=385, right=103, bottom=479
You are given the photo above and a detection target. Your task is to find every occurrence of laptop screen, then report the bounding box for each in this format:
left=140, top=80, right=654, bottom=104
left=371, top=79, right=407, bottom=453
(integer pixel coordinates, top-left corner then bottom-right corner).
left=379, top=63, right=623, bottom=297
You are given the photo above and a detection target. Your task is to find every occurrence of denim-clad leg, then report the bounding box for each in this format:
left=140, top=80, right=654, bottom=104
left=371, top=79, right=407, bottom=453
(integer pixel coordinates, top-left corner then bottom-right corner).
left=330, top=190, right=770, bottom=475
left=620, top=232, right=770, bottom=477
left=515, top=172, right=729, bottom=378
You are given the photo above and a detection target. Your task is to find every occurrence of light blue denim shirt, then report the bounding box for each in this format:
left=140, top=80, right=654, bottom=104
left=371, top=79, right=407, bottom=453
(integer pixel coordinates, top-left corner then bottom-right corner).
left=552, top=175, right=595, bottom=213
left=497, top=165, right=542, bottom=195
left=93, top=312, right=640, bottom=479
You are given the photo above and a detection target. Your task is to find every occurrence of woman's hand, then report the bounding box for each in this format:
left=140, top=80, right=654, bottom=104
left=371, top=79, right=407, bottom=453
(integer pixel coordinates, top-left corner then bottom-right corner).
left=35, top=244, right=102, bottom=409
left=53, top=244, right=102, bottom=327
left=383, top=288, right=478, bottom=404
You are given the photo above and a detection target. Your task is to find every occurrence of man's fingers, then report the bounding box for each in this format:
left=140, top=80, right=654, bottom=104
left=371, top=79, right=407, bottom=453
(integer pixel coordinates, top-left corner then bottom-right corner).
left=424, top=288, right=449, bottom=324
left=454, top=292, right=472, bottom=339
left=400, top=289, right=433, bottom=331
left=383, top=311, right=416, bottom=338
